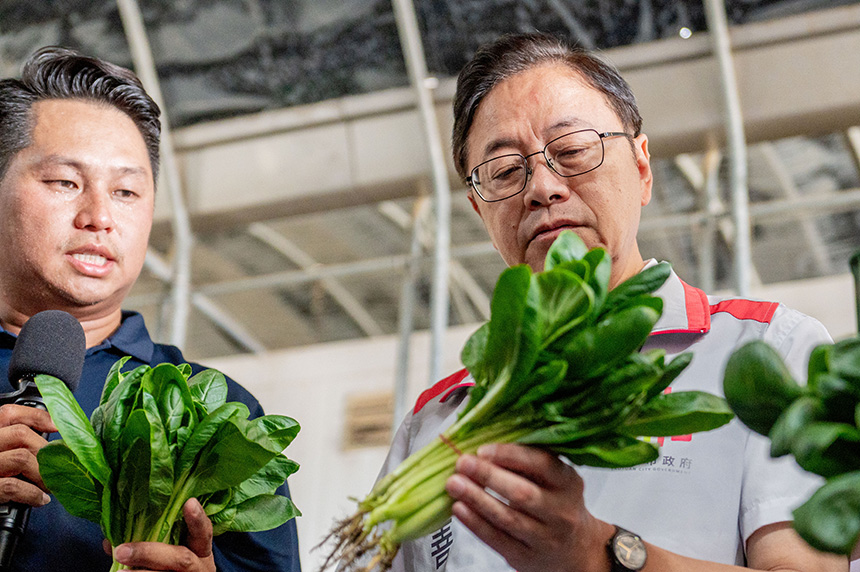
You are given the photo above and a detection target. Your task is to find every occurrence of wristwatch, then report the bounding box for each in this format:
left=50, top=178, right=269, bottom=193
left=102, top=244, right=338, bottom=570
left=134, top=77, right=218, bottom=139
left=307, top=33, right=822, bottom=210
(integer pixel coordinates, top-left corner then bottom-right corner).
left=606, top=526, right=647, bottom=571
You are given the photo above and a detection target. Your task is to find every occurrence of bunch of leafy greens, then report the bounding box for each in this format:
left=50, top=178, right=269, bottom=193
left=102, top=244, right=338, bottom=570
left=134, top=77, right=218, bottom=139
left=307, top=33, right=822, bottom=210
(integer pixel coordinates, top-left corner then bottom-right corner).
left=322, top=231, right=734, bottom=572
left=34, top=358, right=300, bottom=572
left=724, top=336, right=860, bottom=555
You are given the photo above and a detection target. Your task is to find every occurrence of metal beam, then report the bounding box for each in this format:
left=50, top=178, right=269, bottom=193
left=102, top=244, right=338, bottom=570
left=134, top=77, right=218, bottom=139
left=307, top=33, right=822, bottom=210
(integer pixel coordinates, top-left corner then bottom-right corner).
left=704, top=0, right=752, bottom=296
left=117, top=0, right=194, bottom=347
left=392, top=0, right=452, bottom=384
left=246, top=222, right=385, bottom=337
left=759, top=143, right=831, bottom=274
left=142, top=250, right=266, bottom=354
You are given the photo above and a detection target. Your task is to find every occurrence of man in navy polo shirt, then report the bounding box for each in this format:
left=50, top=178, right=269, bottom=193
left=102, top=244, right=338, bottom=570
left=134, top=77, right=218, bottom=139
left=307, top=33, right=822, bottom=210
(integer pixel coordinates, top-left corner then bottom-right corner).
left=0, top=47, right=300, bottom=571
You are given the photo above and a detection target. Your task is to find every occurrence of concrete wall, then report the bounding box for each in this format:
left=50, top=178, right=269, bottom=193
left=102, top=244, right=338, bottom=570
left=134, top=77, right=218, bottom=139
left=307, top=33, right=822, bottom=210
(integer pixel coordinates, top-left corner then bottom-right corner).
left=204, top=271, right=858, bottom=570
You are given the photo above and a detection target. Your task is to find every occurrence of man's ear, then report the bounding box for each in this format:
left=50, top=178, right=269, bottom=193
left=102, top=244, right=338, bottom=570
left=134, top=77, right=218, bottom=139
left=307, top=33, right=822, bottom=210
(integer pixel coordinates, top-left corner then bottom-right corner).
left=467, top=191, right=483, bottom=218
left=634, top=134, right=653, bottom=207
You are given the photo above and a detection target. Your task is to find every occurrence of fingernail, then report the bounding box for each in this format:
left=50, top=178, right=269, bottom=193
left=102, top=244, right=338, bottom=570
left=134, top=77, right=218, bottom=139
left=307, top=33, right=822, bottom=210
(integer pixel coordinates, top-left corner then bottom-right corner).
left=476, top=443, right=496, bottom=457
left=114, top=545, right=132, bottom=562
left=456, top=454, right=477, bottom=472
left=446, top=475, right=465, bottom=496
left=40, top=494, right=50, bottom=506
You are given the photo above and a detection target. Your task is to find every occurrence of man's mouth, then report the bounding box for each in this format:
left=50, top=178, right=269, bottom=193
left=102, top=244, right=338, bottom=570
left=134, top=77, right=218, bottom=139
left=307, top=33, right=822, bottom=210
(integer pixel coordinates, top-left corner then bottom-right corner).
left=72, top=253, right=108, bottom=267
left=531, top=223, right=581, bottom=242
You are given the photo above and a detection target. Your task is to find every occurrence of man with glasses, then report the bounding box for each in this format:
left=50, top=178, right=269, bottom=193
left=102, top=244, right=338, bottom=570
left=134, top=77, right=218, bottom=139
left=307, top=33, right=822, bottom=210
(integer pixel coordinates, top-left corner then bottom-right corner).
left=377, top=34, right=846, bottom=571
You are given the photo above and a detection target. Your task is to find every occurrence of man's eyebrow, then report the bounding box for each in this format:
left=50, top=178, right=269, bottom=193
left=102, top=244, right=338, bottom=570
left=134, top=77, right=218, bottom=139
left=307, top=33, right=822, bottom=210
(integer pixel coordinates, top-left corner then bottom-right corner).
left=34, top=155, right=148, bottom=177
left=480, top=119, right=592, bottom=159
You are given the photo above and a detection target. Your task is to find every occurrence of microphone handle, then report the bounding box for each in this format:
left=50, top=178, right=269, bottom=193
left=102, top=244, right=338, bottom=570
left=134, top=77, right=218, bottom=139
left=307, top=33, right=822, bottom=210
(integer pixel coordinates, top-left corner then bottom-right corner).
left=0, top=390, right=47, bottom=572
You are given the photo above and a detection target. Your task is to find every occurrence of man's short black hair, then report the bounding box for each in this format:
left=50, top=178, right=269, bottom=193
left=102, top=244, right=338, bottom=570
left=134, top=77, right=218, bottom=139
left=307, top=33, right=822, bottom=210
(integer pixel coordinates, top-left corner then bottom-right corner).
left=452, top=33, right=642, bottom=181
left=0, top=46, right=161, bottom=181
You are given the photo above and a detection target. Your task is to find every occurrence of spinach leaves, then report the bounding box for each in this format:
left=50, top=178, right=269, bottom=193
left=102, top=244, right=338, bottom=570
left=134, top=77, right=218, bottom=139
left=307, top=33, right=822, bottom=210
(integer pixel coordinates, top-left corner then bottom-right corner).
left=35, top=359, right=300, bottom=571
left=724, top=337, right=860, bottom=555
left=323, top=231, right=733, bottom=571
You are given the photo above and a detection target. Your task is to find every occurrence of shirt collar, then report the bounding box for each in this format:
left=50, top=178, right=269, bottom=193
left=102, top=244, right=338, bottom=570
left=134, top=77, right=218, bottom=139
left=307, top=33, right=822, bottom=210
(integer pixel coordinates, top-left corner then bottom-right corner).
left=643, top=259, right=711, bottom=335
left=0, top=310, right=155, bottom=362
left=87, top=310, right=154, bottom=362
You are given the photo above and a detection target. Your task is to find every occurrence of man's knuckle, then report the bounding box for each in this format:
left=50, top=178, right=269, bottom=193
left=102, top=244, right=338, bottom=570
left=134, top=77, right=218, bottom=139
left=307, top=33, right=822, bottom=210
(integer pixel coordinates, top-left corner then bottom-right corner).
left=0, top=478, right=21, bottom=497
left=176, top=550, right=196, bottom=569
left=0, top=405, right=14, bottom=425
left=507, top=483, right=536, bottom=507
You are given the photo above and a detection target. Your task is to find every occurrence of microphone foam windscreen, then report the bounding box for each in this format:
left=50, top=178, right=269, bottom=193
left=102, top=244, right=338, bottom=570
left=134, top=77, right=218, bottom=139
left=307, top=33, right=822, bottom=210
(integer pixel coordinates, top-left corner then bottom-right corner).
left=8, top=310, right=86, bottom=392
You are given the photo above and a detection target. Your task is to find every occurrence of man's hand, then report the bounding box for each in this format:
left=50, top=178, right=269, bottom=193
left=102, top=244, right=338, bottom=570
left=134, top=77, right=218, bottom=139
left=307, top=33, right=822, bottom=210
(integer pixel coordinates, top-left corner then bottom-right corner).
left=445, top=443, right=849, bottom=572
left=112, top=498, right=216, bottom=572
left=445, top=443, right=614, bottom=572
left=0, top=403, right=56, bottom=507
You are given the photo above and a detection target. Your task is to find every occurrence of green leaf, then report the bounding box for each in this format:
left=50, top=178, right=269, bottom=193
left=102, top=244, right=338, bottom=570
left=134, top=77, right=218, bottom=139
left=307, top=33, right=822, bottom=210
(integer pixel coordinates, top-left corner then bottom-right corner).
left=461, top=322, right=489, bottom=381
left=481, top=264, right=532, bottom=384
left=812, top=373, right=860, bottom=424
left=200, top=488, right=234, bottom=517
left=139, top=393, right=175, bottom=505
left=806, top=344, right=831, bottom=394
left=769, top=396, right=824, bottom=457
left=723, top=341, right=804, bottom=436
left=188, top=369, right=229, bottom=414
left=151, top=363, right=196, bottom=440
left=544, top=231, right=588, bottom=271
left=176, top=402, right=250, bottom=477
left=554, top=435, right=659, bottom=468
left=619, top=391, right=734, bottom=437
left=211, top=494, right=301, bottom=535
left=232, top=454, right=299, bottom=504
left=38, top=441, right=102, bottom=524
left=534, top=270, right=593, bottom=348
left=582, top=248, right=610, bottom=309
left=188, top=418, right=285, bottom=496
left=100, top=365, right=148, bottom=468
left=830, top=338, right=860, bottom=387
left=511, top=361, right=567, bottom=411
left=792, top=471, right=860, bottom=555
left=34, top=374, right=110, bottom=485
left=790, top=422, right=860, bottom=477
left=100, top=355, right=132, bottom=406
left=245, top=415, right=301, bottom=451
left=645, top=352, right=693, bottom=401
left=601, top=262, right=671, bottom=316
left=561, top=305, right=661, bottom=379
left=118, top=410, right=154, bottom=516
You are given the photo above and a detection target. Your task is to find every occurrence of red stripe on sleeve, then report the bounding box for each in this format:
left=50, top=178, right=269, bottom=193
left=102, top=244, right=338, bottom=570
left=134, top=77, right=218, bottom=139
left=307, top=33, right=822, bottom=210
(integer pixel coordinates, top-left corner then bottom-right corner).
left=413, top=368, right=470, bottom=414
left=709, top=299, right=778, bottom=324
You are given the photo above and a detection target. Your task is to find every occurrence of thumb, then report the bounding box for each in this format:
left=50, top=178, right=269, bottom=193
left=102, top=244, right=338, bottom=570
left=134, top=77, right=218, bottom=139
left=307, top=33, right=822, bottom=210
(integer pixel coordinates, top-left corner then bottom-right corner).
left=183, top=498, right=214, bottom=559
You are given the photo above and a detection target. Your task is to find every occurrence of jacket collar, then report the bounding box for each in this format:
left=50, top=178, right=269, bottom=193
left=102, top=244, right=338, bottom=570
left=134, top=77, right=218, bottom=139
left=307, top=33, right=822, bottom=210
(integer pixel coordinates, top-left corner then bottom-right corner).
left=644, top=259, right=711, bottom=335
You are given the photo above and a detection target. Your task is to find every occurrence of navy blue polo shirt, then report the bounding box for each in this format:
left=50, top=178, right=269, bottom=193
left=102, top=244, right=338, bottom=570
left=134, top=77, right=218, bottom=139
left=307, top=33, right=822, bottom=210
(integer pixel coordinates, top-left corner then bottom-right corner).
left=0, top=311, right=301, bottom=572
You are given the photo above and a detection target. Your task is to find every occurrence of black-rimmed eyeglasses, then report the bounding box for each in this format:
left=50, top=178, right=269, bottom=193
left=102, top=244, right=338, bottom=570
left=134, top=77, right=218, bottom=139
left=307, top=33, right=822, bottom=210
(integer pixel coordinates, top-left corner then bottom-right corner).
left=467, top=129, right=631, bottom=203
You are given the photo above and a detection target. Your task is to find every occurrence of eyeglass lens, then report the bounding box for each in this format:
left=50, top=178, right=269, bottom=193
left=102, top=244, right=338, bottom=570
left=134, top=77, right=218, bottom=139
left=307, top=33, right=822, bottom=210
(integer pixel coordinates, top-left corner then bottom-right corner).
left=472, top=129, right=605, bottom=201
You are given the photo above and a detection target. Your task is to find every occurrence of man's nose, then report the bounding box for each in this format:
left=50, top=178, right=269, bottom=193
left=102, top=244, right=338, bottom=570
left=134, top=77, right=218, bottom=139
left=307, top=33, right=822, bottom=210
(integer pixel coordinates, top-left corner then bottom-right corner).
left=522, top=155, right=572, bottom=207
left=74, top=189, right=115, bottom=231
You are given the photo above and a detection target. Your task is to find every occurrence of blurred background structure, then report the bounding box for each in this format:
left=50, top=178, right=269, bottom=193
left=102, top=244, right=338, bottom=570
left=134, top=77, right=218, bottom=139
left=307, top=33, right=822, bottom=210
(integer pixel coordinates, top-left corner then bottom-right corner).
left=2, top=0, right=860, bottom=567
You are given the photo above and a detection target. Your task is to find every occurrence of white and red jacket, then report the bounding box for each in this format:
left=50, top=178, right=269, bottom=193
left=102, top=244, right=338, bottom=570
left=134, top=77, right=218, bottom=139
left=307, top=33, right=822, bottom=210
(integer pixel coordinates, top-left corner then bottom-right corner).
left=379, top=261, right=831, bottom=571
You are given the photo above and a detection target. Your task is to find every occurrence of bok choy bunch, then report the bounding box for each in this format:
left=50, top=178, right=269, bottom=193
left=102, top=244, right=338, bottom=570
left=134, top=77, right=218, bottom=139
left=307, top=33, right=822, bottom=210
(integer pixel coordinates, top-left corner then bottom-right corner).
left=34, top=358, right=300, bottom=572
left=322, top=231, right=734, bottom=571
left=724, top=337, right=860, bottom=555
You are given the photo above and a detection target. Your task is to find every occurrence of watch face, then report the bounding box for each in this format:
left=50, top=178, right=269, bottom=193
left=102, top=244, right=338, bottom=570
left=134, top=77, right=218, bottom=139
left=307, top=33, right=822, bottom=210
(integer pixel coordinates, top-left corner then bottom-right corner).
left=614, top=531, right=647, bottom=569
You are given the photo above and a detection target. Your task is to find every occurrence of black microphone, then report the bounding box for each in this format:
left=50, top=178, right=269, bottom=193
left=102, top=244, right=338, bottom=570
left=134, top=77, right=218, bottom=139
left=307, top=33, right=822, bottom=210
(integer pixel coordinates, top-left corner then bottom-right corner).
left=0, top=310, right=85, bottom=571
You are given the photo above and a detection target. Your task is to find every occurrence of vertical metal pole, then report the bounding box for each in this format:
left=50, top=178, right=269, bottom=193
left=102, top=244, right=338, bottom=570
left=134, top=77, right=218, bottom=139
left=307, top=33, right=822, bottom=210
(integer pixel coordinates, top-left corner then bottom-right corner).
left=391, top=0, right=452, bottom=385
left=699, top=147, right=722, bottom=293
left=851, top=251, right=860, bottom=335
left=393, top=197, right=429, bottom=430
left=704, top=0, right=751, bottom=297
left=116, top=0, right=194, bottom=347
